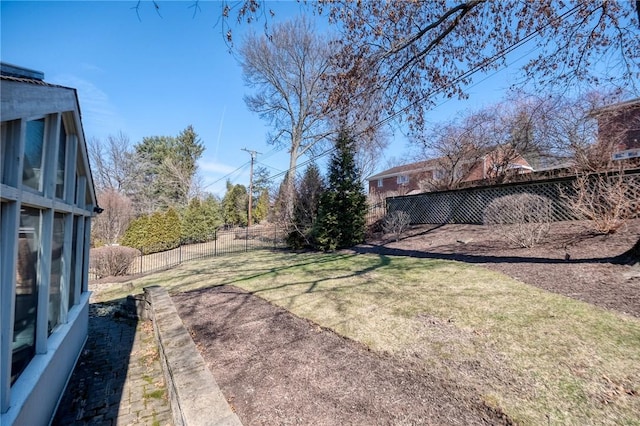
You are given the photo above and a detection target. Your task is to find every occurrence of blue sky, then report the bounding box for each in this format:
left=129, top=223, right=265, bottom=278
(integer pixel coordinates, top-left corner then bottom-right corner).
left=1, top=1, right=519, bottom=196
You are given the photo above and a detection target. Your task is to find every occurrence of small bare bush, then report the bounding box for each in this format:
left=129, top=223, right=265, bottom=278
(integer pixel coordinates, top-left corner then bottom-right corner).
left=561, top=173, right=639, bottom=234
left=383, top=210, right=411, bottom=241
left=90, top=246, right=140, bottom=279
left=483, top=194, right=552, bottom=248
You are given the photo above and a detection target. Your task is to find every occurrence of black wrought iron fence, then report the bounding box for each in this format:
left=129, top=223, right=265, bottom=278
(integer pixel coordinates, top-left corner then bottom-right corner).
left=89, top=224, right=287, bottom=280
left=366, top=202, right=387, bottom=225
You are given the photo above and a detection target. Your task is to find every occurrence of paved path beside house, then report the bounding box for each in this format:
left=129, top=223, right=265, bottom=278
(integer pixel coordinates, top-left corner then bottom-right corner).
left=53, top=298, right=173, bottom=426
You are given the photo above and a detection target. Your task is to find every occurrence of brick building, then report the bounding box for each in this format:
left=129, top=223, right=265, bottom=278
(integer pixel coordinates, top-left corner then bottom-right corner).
left=367, top=151, right=532, bottom=195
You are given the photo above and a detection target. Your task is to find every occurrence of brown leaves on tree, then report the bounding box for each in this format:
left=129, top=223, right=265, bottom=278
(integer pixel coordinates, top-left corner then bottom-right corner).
left=314, top=1, right=638, bottom=138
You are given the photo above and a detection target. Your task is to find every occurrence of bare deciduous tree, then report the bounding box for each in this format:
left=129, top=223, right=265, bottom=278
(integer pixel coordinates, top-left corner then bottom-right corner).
left=162, top=156, right=205, bottom=206
left=321, top=1, right=639, bottom=136
left=88, top=132, right=136, bottom=193
left=343, top=106, right=391, bottom=185
left=416, top=91, right=634, bottom=191
left=91, top=188, right=134, bottom=246
left=526, top=91, right=631, bottom=173
left=240, top=16, right=334, bottom=217
left=417, top=109, right=494, bottom=190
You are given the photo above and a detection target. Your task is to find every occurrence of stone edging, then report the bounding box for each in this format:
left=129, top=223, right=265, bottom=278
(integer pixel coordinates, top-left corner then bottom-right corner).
left=143, top=286, right=243, bottom=426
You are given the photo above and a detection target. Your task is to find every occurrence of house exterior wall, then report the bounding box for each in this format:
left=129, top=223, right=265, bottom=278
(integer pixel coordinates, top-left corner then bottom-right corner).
left=465, top=161, right=486, bottom=182
left=369, top=170, right=433, bottom=195
left=628, top=107, right=640, bottom=149
left=0, top=67, right=97, bottom=425
left=4, top=296, right=89, bottom=425
left=465, top=155, right=532, bottom=182
left=368, top=154, right=532, bottom=195
left=598, top=101, right=640, bottom=151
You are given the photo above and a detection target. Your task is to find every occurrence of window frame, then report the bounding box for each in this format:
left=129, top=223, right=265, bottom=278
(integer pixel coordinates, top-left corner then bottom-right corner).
left=397, top=175, right=409, bottom=185
left=0, top=111, right=93, bottom=412
left=21, top=117, right=48, bottom=193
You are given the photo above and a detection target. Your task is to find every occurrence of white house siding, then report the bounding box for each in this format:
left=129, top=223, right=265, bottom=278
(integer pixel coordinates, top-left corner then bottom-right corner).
left=0, top=65, right=97, bottom=425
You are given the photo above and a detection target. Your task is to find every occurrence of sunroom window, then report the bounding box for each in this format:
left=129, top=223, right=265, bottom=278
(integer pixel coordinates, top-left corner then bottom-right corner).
left=55, top=121, right=66, bottom=199
left=22, top=118, right=46, bottom=191
left=12, top=206, right=41, bottom=384
left=48, top=212, right=65, bottom=334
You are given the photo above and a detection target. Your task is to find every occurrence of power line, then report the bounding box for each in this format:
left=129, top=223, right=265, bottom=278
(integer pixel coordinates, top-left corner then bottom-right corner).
left=201, top=160, right=251, bottom=190
left=264, top=3, right=586, bottom=184
left=241, top=148, right=261, bottom=226
left=256, top=161, right=285, bottom=173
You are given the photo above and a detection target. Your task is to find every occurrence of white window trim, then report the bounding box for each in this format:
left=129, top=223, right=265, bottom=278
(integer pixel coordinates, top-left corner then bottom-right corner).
left=397, top=175, right=409, bottom=185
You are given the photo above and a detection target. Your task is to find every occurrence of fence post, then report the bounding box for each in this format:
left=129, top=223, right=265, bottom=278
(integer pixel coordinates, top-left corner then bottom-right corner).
left=179, top=241, right=182, bottom=265
left=274, top=223, right=277, bottom=249
left=245, top=227, right=249, bottom=252
left=139, top=248, right=143, bottom=274
left=214, top=229, right=217, bottom=257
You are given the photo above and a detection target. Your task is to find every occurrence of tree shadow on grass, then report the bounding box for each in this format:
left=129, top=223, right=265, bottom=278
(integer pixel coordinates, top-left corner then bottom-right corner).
left=170, top=253, right=398, bottom=331
left=167, top=252, right=363, bottom=294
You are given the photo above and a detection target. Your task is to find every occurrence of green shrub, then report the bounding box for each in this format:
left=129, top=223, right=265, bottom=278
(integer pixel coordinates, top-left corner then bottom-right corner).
left=121, top=215, right=149, bottom=250
left=181, top=197, right=221, bottom=243
left=121, top=208, right=182, bottom=254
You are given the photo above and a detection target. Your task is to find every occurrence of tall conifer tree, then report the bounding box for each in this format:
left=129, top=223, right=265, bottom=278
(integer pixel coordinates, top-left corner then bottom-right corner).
left=314, top=128, right=367, bottom=250
left=287, top=163, right=324, bottom=249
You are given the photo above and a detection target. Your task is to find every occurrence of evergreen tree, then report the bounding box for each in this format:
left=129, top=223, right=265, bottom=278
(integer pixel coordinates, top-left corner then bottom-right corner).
left=181, top=196, right=222, bottom=243
left=202, top=194, right=223, bottom=233
left=287, top=163, right=324, bottom=249
left=222, top=181, right=248, bottom=227
left=121, top=215, right=149, bottom=251
left=182, top=198, right=204, bottom=243
left=251, top=166, right=271, bottom=224
left=314, top=128, right=367, bottom=250
left=133, top=125, right=204, bottom=210
left=253, top=189, right=270, bottom=224
left=158, top=208, right=182, bottom=250
left=121, top=208, right=181, bottom=254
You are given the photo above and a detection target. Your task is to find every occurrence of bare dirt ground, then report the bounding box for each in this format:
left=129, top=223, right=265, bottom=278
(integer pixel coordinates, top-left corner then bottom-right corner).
left=171, top=219, right=639, bottom=425
left=173, top=287, right=510, bottom=426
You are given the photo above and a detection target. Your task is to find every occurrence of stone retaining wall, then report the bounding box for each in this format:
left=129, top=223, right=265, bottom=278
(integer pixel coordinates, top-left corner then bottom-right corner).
left=143, top=286, right=242, bottom=426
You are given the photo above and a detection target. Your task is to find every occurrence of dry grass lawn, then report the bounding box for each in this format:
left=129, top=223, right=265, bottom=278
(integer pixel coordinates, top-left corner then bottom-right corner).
left=94, top=250, right=640, bottom=425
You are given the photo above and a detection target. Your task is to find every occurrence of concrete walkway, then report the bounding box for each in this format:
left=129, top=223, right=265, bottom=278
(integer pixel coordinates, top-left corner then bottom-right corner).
left=53, top=299, right=173, bottom=426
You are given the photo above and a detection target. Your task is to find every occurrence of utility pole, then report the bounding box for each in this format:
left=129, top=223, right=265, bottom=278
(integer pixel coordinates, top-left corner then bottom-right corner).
left=241, top=148, right=260, bottom=227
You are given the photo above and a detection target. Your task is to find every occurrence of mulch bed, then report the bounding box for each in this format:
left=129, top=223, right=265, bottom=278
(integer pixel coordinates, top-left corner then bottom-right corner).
left=173, top=287, right=510, bottom=425
left=172, top=219, right=639, bottom=425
